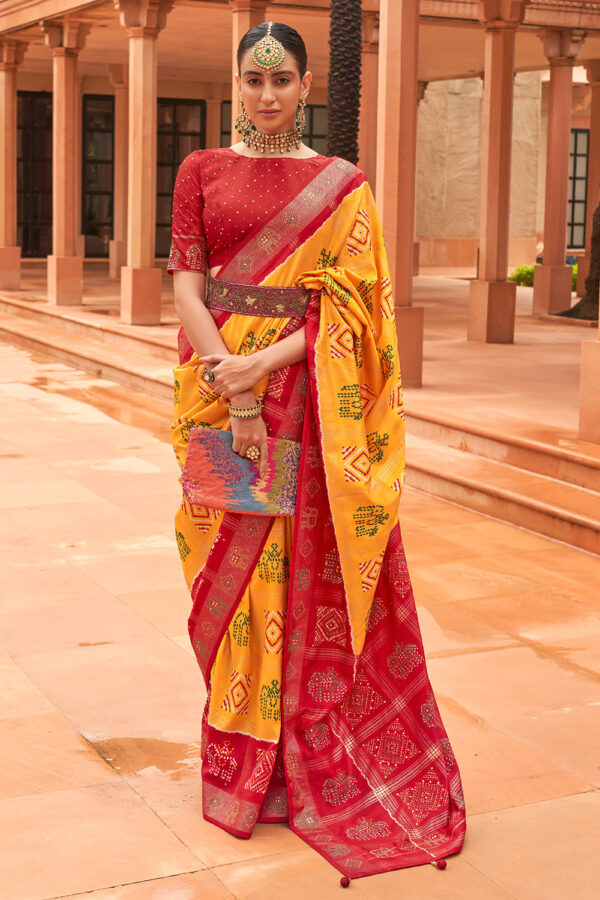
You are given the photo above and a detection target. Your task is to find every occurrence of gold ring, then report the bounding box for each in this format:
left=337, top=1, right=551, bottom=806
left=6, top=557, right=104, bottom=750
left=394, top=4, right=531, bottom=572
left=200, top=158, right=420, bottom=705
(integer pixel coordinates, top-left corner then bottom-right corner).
left=246, top=445, right=260, bottom=461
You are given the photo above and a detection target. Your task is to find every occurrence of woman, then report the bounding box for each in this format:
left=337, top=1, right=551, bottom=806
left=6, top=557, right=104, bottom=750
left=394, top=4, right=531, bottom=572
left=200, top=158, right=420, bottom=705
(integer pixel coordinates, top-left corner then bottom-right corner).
left=168, top=22, right=465, bottom=882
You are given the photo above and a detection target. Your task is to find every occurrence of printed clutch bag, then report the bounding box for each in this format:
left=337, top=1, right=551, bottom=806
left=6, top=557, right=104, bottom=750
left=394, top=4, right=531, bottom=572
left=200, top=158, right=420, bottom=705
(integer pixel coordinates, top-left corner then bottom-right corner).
left=182, top=427, right=301, bottom=516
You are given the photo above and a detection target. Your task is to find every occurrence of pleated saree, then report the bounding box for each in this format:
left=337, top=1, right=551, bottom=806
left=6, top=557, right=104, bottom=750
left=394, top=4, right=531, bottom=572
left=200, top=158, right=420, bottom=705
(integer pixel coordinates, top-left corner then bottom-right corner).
left=168, top=148, right=466, bottom=879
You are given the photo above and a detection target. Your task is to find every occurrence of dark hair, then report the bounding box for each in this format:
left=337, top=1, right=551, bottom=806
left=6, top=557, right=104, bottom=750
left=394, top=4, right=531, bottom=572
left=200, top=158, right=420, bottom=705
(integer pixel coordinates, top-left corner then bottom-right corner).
left=237, top=22, right=307, bottom=78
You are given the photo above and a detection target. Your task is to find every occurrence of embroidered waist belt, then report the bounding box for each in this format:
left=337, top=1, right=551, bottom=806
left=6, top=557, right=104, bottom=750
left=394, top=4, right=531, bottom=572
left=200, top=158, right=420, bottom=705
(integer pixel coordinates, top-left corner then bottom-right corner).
left=205, top=274, right=310, bottom=318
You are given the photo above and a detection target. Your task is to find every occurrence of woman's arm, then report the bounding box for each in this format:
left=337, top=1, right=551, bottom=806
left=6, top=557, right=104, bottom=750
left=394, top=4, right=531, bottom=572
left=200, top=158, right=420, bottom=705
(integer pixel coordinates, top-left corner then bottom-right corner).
left=201, top=326, right=307, bottom=399
left=173, top=270, right=269, bottom=475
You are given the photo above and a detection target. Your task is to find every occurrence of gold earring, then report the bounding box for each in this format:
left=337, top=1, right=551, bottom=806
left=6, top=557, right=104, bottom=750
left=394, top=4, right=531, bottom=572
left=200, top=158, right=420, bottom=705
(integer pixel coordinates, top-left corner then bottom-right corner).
left=296, top=96, right=307, bottom=135
left=235, top=94, right=254, bottom=136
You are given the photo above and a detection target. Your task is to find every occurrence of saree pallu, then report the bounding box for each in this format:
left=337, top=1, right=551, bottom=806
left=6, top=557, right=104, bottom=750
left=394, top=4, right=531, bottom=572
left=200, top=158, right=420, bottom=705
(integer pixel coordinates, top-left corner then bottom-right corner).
left=171, top=157, right=466, bottom=879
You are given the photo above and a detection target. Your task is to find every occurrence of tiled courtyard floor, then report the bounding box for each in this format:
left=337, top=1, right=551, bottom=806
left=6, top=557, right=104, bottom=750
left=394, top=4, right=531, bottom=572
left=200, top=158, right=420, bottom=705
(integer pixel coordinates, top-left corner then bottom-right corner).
left=0, top=340, right=599, bottom=899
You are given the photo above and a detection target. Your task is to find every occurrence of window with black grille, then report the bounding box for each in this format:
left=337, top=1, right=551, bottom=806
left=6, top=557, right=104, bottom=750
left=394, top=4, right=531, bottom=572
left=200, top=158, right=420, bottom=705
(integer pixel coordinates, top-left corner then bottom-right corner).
left=157, top=98, right=206, bottom=257
left=17, top=91, right=53, bottom=258
left=568, top=128, right=589, bottom=249
left=82, top=94, right=114, bottom=258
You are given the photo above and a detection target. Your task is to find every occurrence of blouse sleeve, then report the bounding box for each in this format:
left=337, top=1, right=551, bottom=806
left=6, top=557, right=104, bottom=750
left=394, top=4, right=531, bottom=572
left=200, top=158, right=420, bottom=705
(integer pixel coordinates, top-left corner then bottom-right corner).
left=167, top=152, right=208, bottom=276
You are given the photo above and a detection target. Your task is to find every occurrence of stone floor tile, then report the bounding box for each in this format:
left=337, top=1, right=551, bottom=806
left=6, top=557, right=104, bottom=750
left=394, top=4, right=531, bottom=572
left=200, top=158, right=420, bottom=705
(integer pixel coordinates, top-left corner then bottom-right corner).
left=428, top=646, right=600, bottom=720
left=465, top=792, right=600, bottom=899
left=116, top=587, right=192, bottom=637
left=0, top=652, right=56, bottom=719
left=211, top=846, right=513, bottom=899
left=437, top=699, right=593, bottom=815
left=0, top=479, right=102, bottom=509
left=14, top=635, right=203, bottom=745
left=69, top=549, right=184, bottom=594
left=59, top=870, right=234, bottom=899
left=416, top=601, right=518, bottom=658
left=131, top=773, right=306, bottom=868
left=0, top=711, right=118, bottom=799
left=491, top=703, right=600, bottom=788
left=0, top=782, right=201, bottom=900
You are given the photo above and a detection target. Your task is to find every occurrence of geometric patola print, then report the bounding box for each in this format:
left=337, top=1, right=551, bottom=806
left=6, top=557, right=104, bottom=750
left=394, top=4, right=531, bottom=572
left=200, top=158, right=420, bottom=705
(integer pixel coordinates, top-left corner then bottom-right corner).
left=341, top=445, right=371, bottom=483
left=268, top=365, right=290, bottom=400
left=314, top=605, right=347, bottom=647
left=346, top=817, right=391, bottom=841
left=359, top=550, right=385, bottom=592
left=221, top=669, right=252, bottom=715
left=181, top=497, right=221, bottom=533
left=387, top=642, right=424, bottom=680
left=244, top=745, right=278, bottom=793
left=206, top=739, right=238, bottom=784
left=346, top=209, right=372, bottom=257
left=440, top=737, right=456, bottom=773
left=385, top=553, right=411, bottom=597
left=397, top=766, right=448, bottom=824
left=322, top=771, right=360, bottom=806
left=366, top=596, right=388, bottom=632
left=305, top=721, right=332, bottom=751
left=388, top=379, right=405, bottom=417
left=364, top=718, right=419, bottom=777
left=307, top=667, right=347, bottom=704
left=421, top=691, right=440, bottom=728
left=328, top=321, right=354, bottom=359
left=359, top=383, right=378, bottom=417
left=323, top=547, right=344, bottom=584
left=380, top=275, right=394, bottom=319
left=264, top=609, right=285, bottom=654
left=341, top=671, right=384, bottom=729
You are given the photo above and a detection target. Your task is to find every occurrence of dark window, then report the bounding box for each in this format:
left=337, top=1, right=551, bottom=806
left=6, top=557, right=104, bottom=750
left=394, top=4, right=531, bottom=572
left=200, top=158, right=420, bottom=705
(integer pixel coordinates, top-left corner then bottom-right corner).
left=17, top=91, right=53, bottom=257
left=82, top=94, right=114, bottom=257
left=568, top=129, right=589, bottom=249
left=220, top=101, right=328, bottom=154
left=157, top=98, right=206, bottom=257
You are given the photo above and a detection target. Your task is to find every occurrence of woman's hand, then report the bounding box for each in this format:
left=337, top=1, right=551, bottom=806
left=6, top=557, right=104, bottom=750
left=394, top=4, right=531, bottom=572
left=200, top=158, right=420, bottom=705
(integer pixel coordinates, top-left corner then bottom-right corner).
left=200, top=352, right=267, bottom=401
left=231, top=413, right=268, bottom=479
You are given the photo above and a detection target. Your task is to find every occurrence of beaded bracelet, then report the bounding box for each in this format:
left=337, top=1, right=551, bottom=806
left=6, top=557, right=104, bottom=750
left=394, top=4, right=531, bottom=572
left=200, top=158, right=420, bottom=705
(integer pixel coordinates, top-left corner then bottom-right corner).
left=229, top=401, right=263, bottom=419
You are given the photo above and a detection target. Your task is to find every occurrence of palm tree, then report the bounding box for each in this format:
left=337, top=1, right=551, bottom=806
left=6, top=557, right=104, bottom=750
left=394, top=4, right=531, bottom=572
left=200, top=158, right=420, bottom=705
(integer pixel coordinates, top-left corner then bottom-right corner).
left=558, top=201, right=600, bottom=320
left=327, top=0, right=362, bottom=163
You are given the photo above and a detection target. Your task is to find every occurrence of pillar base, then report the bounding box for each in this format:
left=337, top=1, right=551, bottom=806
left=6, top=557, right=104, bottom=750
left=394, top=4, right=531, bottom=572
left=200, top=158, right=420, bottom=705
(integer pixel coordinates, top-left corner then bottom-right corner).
left=394, top=305, right=424, bottom=387
left=0, top=247, right=21, bottom=290
left=532, top=264, right=573, bottom=316
left=109, top=240, right=125, bottom=279
left=47, top=255, right=83, bottom=305
left=468, top=279, right=516, bottom=343
left=120, top=265, right=162, bottom=325
left=576, top=253, right=589, bottom=297
left=579, top=340, right=600, bottom=444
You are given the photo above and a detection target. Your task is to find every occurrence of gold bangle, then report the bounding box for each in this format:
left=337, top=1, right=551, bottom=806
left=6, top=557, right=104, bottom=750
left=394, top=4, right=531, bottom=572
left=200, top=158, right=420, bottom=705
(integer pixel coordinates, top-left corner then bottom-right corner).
left=229, top=401, right=263, bottom=419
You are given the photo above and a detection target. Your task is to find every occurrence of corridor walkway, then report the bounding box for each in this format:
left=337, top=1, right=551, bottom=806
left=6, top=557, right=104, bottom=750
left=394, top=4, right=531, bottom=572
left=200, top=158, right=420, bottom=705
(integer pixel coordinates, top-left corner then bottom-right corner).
left=0, top=340, right=598, bottom=898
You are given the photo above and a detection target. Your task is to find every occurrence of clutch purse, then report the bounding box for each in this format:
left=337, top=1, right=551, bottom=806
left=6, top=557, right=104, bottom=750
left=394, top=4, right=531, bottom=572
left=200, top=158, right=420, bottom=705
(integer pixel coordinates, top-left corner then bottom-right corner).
left=182, top=427, right=301, bottom=516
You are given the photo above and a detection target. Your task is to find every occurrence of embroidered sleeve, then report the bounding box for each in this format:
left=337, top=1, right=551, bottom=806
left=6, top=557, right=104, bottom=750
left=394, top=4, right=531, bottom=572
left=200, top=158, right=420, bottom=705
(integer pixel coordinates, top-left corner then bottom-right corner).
left=167, top=152, right=208, bottom=276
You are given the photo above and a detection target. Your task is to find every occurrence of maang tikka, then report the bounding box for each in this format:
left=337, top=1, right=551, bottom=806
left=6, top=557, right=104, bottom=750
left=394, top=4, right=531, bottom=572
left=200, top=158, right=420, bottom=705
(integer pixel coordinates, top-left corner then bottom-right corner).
left=250, top=21, right=286, bottom=72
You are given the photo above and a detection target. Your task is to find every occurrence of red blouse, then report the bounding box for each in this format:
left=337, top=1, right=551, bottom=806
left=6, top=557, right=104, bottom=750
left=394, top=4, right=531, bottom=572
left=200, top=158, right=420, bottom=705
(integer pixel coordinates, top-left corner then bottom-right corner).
left=167, top=147, right=333, bottom=277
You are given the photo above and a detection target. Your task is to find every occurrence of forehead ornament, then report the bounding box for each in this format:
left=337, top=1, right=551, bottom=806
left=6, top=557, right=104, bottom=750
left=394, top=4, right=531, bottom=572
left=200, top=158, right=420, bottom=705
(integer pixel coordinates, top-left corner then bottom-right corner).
left=250, top=21, right=286, bottom=72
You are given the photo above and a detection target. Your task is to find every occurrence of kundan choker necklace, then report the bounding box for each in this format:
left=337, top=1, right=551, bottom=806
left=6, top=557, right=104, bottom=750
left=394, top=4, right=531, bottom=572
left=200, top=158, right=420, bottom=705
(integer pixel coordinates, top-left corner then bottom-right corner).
left=235, top=95, right=307, bottom=154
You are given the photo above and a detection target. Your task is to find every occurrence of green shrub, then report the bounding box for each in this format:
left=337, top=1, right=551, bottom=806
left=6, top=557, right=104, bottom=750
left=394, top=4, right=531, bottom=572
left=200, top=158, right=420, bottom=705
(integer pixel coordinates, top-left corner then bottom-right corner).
left=508, top=262, right=578, bottom=291
left=508, top=264, right=535, bottom=286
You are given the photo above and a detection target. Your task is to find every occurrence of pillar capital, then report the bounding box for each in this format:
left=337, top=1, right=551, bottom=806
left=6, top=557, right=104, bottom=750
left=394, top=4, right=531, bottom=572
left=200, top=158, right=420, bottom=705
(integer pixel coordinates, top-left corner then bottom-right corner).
left=476, top=0, right=528, bottom=27
left=229, top=0, right=268, bottom=13
left=361, top=11, right=379, bottom=47
left=0, top=39, right=28, bottom=70
left=584, top=58, right=600, bottom=85
left=108, top=63, right=128, bottom=89
left=417, top=81, right=429, bottom=104
left=113, top=0, right=173, bottom=36
left=41, top=19, right=90, bottom=53
left=541, top=28, right=586, bottom=65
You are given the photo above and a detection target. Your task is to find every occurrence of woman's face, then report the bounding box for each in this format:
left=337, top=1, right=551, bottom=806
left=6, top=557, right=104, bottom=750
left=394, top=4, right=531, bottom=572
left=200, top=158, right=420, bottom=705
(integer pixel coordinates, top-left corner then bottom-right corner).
left=236, top=48, right=312, bottom=133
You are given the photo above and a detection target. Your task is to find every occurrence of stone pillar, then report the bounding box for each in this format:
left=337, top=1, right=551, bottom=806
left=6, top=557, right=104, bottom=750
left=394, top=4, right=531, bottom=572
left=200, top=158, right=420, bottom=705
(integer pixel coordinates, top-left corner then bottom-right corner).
left=414, top=80, right=428, bottom=277
left=229, top=0, right=267, bottom=138
left=375, top=0, right=423, bottom=387
left=575, top=60, right=600, bottom=295
left=41, top=19, right=90, bottom=305
left=0, top=40, right=27, bottom=290
left=108, top=63, right=128, bottom=278
left=115, top=0, right=173, bottom=325
left=358, top=12, right=378, bottom=188
left=206, top=97, right=222, bottom=149
left=533, top=29, right=585, bottom=316
left=468, top=1, right=527, bottom=343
